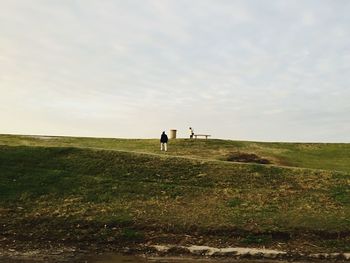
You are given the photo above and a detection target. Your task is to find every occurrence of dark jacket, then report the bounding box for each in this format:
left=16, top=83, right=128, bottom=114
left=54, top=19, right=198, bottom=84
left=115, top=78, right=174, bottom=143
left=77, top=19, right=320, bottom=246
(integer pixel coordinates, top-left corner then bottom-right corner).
left=160, top=133, right=168, bottom=143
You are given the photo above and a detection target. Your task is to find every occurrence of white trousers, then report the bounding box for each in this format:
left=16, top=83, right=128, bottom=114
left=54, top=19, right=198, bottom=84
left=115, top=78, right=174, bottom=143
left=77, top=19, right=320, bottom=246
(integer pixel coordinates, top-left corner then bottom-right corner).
left=161, top=143, right=167, bottom=151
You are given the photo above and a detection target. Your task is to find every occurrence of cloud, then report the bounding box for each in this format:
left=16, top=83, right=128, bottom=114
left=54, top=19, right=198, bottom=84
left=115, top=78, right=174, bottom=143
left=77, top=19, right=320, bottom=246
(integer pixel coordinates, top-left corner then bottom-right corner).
left=0, top=0, right=349, bottom=141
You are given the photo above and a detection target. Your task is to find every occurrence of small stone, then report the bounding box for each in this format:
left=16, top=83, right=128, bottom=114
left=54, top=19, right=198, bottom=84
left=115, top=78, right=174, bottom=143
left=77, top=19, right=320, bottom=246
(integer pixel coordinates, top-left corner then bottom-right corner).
left=309, top=253, right=321, bottom=259
left=250, top=252, right=264, bottom=258
left=212, top=248, right=238, bottom=256
left=343, top=253, right=350, bottom=260
left=187, top=245, right=212, bottom=255
left=167, top=246, right=190, bottom=255
left=328, top=253, right=341, bottom=259
left=151, top=245, right=170, bottom=253
left=263, top=252, right=278, bottom=259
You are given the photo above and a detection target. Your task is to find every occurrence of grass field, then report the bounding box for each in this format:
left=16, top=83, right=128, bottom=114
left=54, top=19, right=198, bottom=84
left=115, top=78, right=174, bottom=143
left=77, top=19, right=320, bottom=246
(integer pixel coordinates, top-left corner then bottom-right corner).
left=1, top=134, right=350, bottom=172
left=0, top=134, right=350, bottom=252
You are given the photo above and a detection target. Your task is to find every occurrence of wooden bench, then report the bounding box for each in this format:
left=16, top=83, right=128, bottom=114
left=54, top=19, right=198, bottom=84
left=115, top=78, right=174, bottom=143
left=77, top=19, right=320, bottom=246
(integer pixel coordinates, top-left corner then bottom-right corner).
left=194, top=134, right=211, bottom=139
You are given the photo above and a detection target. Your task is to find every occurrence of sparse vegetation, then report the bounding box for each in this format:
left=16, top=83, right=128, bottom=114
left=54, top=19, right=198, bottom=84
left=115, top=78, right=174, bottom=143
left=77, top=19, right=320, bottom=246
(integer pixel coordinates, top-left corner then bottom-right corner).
left=0, top=134, right=350, bottom=253
left=0, top=134, right=349, bottom=172
left=225, top=152, right=271, bottom=164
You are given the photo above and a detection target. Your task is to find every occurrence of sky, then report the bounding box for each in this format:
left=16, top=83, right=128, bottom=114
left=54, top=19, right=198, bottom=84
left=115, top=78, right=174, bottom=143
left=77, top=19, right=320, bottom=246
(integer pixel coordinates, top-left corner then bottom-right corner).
left=1, top=0, right=349, bottom=142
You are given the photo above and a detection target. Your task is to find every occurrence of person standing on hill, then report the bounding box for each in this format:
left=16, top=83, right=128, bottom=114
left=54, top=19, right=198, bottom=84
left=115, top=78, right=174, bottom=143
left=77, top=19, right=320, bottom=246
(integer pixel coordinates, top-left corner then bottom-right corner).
left=160, top=131, right=168, bottom=151
left=189, top=127, right=194, bottom=139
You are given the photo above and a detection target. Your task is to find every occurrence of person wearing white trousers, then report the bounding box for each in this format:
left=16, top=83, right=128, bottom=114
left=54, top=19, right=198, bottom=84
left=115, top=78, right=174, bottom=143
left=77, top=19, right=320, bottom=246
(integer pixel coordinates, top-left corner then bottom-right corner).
left=160, top=131, right=168, bottom=151
left=161, top=142, right=167, bottom=151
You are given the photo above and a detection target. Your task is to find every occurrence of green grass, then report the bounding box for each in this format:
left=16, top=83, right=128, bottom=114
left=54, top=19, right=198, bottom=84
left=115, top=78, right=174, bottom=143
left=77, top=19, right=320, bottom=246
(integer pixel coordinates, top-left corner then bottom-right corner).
left=0, top=134, right=349, bottom=172
left=1, top=145, right=349, bottom=231
left=0, top=134, right=350, bottom=251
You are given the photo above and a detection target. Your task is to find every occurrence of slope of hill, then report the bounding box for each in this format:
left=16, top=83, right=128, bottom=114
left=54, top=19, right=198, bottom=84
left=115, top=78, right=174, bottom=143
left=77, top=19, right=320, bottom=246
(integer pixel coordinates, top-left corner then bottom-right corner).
left=1, top=135, right=350, bottom=253
left=0, top=134, right=349, bottom=172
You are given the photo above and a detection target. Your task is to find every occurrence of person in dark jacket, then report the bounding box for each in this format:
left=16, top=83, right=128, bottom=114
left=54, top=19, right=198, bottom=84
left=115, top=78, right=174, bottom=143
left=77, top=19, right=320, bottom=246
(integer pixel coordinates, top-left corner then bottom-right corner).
left=160, top=131, right=168, bottom=151
left=189, top=127, right=194, bottom=139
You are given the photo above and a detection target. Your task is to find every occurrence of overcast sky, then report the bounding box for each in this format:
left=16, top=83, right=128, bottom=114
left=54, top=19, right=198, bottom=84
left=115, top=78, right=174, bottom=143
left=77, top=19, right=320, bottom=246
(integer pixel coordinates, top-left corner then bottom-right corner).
left=1, top=0, right=349, bottom=142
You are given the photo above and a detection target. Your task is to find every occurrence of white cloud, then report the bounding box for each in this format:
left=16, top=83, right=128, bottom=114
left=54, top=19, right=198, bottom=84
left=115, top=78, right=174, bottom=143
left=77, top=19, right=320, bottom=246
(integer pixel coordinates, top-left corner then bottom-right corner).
left=0, top=0, right=349, bottom=141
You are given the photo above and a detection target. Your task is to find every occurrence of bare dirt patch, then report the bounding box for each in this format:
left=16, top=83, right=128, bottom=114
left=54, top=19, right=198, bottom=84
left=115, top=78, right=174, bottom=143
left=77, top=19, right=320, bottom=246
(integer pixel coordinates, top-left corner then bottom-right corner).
left=226, top=152, right=271, bottom=164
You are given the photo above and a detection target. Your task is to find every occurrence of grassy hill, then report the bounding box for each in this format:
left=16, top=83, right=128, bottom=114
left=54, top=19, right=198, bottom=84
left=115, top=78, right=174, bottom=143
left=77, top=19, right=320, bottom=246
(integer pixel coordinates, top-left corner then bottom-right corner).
left=0, top=134, right=350, bottom=253
left=1, top=134, right=350, bottom=173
